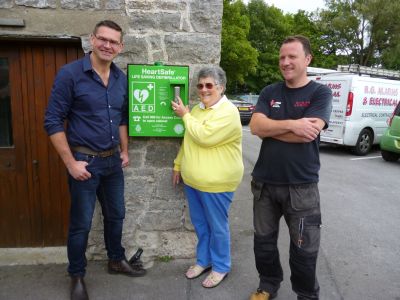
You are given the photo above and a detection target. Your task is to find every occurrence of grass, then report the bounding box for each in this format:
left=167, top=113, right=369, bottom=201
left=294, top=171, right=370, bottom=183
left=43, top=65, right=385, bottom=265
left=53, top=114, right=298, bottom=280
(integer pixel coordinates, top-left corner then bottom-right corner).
left=157, top=255, right=174, bottom=262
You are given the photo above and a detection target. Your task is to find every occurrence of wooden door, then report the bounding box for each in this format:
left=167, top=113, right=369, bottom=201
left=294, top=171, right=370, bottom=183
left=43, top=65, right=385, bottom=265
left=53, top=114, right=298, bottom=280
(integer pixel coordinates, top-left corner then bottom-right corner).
left=0, top=41, right=83, bottom=247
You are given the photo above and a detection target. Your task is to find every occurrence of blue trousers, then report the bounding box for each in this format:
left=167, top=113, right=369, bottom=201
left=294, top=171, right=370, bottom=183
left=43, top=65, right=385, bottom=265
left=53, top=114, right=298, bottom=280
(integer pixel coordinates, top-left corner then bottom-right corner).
left=67, top=151, right=126, bottom=277
left=184, top=185, right=234, bottom=273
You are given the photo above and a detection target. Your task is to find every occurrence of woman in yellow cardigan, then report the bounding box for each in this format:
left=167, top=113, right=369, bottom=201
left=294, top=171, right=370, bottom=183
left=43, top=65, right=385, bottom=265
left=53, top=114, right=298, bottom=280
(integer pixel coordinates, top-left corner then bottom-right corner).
left=171, top=66, right=244, bottom=288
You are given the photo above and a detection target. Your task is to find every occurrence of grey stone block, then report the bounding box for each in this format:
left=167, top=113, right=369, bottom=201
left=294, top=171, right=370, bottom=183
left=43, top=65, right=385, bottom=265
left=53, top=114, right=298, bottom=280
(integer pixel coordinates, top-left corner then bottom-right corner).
left=15, top=0, right=56, bottom=8
left=154, top=168, right=185, bottom=199
left=147, top=197, right=182, bottom=211
left=129, top=11, right=181, bottom=32
left=159, top=231, right=196, bottom=258
left=145, top=142, right=180, bottom=168
left=105, top=0, right=123, bottom=10
left=125, top=177, right=156, bottom=199
left=157, top=0, right=186, bottom=11
left=61, top=0, right=101, bottom=10
left=189, top=0, right=223, bottom=34
left=140, top=210, right=183, bottom=231
left=127, top=0, right=186, bottom=11
left=126, top=1, right=153, bottom=10
left=148, top=35, right=163, bottom=51
left=134, top=230, right=161, bottom=251
left=127, top=151, right=144, bottom=168
left=165, top=33, right=220, bottom=64
left=127, top=167, right=155, bottom=178
left=0, top=0, right=13, bottom=8
left=129, top=136, right=151, bottom=150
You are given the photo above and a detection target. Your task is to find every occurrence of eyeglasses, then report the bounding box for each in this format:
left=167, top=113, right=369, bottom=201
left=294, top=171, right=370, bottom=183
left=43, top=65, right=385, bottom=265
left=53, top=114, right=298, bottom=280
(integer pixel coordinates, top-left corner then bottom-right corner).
left=196, top=82, right=219, bottom=90
left=93, top=34, right=122, bottom=48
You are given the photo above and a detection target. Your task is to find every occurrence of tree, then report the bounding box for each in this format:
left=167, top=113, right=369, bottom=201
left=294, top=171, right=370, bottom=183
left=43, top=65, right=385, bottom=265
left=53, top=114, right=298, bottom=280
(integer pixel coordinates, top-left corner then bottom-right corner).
left=289, top=10, right=343, bottom=69
left=220, top=0, right=258, bottom=93
left=221, top=0, right=400, bottom=95
left=317, top=0, right=400, bottom=69
left=362, top=0, right=400, bottom=68
left=245, top=0, right=292, bottom=92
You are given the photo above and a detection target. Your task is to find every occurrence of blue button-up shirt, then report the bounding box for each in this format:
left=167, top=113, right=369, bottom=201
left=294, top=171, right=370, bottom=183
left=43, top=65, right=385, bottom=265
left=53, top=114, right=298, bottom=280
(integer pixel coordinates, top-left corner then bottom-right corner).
left=44, top=53, right=128, bottom=151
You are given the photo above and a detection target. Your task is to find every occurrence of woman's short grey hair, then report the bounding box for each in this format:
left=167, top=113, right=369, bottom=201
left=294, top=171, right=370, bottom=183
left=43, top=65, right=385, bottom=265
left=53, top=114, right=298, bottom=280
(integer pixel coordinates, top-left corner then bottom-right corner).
left=197, top=66, right=227, bottom=94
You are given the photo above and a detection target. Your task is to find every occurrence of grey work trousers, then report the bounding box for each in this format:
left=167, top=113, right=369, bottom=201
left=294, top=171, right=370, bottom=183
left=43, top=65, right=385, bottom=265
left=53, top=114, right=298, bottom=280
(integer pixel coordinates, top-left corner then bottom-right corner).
left=252, top=179, right=322, bottom=300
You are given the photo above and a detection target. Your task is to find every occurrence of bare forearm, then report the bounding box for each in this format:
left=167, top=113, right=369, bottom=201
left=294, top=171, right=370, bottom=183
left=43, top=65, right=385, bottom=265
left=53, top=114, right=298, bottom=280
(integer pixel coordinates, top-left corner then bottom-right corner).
left=273, top=132, right=313, bottom=143
left=49, top=132, right=75, bottom=168
left=49, top=132, right=91, bottom=180
left=250, top=112, right=325, bottom=142
left=119, top=125, right=128, bottom=153
left=274, top=118, right=326, bottom=143
left=250, top=113, right=292, bottom=138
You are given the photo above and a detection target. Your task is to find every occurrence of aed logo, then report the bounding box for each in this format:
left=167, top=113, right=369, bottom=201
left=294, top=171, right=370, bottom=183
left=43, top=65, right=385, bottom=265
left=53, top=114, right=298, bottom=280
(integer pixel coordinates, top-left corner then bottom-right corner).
left=132, top=105, right=155, bottom=112
left=131, top=82, right=156, bottom=113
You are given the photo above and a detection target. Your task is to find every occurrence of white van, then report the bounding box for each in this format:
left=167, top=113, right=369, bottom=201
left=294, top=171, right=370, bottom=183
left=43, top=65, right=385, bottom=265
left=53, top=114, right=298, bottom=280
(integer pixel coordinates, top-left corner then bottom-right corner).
left=310, top=71, right=400, bottom=155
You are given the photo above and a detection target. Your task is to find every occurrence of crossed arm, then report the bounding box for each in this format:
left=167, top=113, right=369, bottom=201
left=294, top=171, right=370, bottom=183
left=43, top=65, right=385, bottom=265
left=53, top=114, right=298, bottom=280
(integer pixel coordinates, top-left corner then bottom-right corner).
left=249, top=112, right=326, bottom=143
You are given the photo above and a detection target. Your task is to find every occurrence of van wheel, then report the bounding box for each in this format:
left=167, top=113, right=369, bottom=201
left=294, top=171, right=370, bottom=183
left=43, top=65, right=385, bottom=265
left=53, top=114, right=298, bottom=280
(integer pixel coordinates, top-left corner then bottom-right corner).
left=352, top=129, right=373, bottom=156
left=381, top=150, right=400, bottom=162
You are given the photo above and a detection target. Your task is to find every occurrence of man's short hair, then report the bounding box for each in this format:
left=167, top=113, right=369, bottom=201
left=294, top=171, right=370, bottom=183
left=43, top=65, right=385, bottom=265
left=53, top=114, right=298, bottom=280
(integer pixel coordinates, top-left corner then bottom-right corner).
left=282, top=35, right=312, bottom=56
left=93, top=20, right=123, bottom=41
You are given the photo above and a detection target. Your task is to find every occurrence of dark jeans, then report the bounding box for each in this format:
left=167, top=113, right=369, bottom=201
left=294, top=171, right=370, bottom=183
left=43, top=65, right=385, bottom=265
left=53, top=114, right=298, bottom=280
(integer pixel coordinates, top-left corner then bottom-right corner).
left=67, top=151, right=126, bottom=277
left=251, top=179, right=321, bottom=300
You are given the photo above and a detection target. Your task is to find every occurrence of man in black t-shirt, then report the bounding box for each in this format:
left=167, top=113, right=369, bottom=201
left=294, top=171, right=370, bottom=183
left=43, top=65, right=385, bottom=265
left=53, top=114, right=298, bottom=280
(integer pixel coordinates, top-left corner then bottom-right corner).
left=249, top=36, right=332, bottom=300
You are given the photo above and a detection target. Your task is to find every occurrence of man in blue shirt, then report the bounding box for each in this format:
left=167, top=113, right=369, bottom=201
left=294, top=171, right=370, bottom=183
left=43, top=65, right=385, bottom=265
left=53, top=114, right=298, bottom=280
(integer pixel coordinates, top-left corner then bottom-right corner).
left=44, top=20, right=145, bottom=300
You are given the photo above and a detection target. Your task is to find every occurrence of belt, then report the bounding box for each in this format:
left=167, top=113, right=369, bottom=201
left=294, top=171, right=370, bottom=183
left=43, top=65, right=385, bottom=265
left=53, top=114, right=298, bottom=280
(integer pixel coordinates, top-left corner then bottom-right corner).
left=71, top=146, right=119, bottom=158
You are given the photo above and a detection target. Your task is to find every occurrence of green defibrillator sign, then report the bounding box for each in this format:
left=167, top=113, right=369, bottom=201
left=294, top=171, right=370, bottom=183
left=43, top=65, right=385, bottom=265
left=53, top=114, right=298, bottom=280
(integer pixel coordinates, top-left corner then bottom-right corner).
left=128, top=64, right=189, bottom=137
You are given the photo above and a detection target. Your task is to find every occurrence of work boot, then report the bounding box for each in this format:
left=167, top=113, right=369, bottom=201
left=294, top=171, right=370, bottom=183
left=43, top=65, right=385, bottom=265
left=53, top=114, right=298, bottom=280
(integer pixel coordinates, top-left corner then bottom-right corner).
left=249, top=289, right=277, bottom=300
left=108, top=258, right=146, bottom=277
left=70, top=276, right=89, bottom=300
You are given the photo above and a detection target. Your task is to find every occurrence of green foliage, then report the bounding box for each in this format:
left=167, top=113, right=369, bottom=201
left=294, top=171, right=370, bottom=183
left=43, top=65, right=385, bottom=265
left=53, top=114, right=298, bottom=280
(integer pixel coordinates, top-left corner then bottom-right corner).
left=220, top=0, right=400, bottom=94
left=382, top=40, right=400, bottom=70
left=290, top=11, right=336, bottom=69
left=221, top=0, right=258, bottom=93
left=244, top=0, right=291, bottom=92
left=157, top=255, right=174, bottom=262
left=317, top=0, right=400, bottom=68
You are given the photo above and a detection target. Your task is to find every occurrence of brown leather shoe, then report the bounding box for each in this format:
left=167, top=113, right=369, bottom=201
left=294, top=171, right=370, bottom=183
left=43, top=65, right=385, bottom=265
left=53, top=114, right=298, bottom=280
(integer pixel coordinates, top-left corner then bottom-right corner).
left=70, top=276, right=89, bottom=300
left=108, top=259, right=147, bottom=277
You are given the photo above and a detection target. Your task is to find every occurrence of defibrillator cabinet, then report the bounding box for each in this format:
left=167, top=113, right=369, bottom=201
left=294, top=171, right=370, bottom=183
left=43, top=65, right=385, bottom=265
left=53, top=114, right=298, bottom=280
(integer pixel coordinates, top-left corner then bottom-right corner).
left=127, top=63, right=189, bottom=137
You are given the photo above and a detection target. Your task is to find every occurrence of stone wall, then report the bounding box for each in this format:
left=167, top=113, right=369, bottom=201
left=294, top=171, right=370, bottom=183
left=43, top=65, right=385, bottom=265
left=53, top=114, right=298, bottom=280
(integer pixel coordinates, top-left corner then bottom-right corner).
left=0, top=0, right=223, bottom=266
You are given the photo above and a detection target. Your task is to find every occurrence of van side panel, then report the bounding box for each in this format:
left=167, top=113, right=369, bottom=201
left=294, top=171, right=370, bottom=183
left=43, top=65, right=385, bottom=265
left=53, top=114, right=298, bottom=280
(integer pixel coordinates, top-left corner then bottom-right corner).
left=310, top=77, right=350, bottom=145
left=348, top=77, right=400, bottom=144
left=311, top=75, right=400, bottom=148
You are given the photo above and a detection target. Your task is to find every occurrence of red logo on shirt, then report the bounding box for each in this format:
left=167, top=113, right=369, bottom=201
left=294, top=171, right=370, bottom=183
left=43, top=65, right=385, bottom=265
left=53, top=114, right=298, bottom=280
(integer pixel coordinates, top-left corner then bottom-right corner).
left=294, top=101, right=310, bottom=107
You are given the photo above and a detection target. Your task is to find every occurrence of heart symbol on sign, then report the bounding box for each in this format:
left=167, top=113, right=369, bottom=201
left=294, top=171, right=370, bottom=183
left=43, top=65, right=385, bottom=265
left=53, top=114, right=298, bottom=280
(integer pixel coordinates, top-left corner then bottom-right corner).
left=133, top=89, right=149, bottom=103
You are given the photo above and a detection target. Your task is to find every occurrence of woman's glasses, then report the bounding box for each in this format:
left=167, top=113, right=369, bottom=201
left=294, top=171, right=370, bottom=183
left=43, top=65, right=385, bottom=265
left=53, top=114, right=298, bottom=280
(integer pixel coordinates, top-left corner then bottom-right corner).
left=196, top=82, right=219, bottom=90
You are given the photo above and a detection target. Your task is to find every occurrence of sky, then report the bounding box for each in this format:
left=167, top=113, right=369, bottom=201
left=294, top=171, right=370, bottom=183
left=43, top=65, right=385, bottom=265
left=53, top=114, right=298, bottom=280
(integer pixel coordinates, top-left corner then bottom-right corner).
left=244, top=0, right=326, bottom=14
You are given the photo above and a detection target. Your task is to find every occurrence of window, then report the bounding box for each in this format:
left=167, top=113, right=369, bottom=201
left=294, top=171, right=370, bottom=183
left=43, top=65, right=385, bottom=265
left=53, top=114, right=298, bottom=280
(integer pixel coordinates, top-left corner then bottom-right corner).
left=0, top=58, right=13, bottom=147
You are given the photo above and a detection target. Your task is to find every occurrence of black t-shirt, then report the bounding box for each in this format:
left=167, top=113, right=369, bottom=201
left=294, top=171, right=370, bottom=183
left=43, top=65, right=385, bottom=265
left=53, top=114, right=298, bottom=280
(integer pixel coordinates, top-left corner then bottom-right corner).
left=252, top=80, right=332, bottom=184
